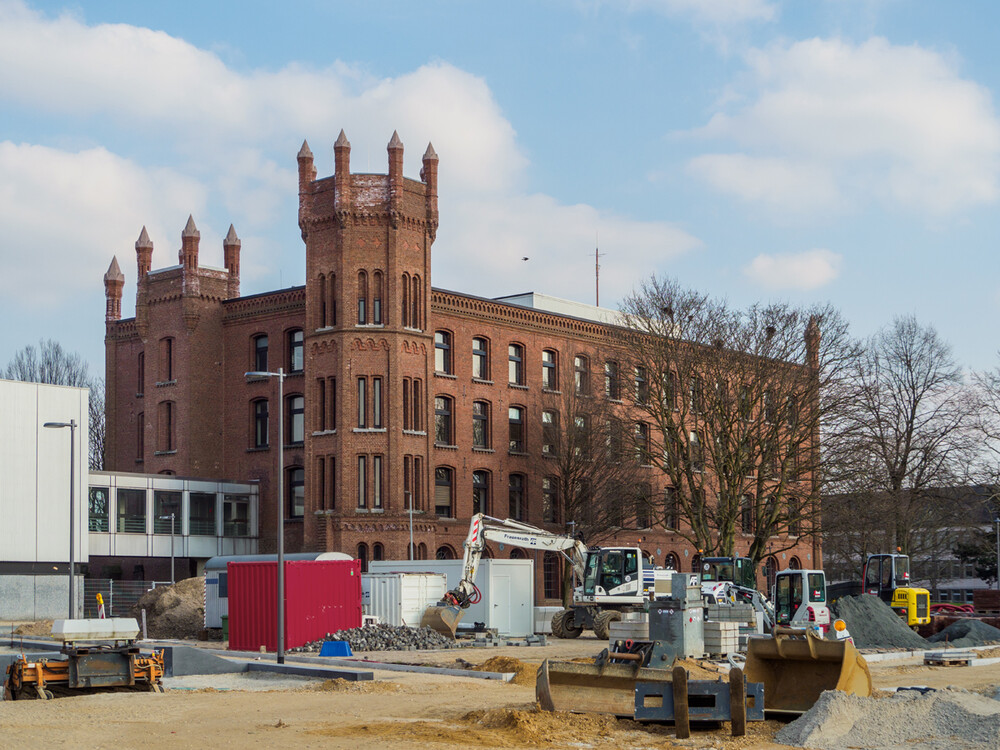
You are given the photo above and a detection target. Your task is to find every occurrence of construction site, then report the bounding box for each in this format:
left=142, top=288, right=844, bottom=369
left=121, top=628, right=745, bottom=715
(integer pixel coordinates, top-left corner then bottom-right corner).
left=5, top=518, right=1000, bottom=750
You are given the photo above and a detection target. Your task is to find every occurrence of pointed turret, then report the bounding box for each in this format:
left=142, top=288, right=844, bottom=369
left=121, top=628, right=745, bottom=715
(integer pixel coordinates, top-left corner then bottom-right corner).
left=388, top=131, right=404, bottom=211
left=135, top=226, right=153, bottom=282
left=103, top=256, right=124, bottom=322
left=334, top=130, right=351, bottom=211
left=179, top=215, right=200, bottom=271
left=805, top=315, right=820, bottom=370
left=224, top=224, right=241, bottom=298
left=422, top=142, right=439, bottom=238
left=297, top=139, right=316, bottom=186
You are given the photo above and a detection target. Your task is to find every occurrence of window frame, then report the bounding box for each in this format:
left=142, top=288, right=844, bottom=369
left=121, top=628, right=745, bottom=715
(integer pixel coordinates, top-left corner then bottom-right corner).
left=472, top=470, right=490, bottom=515
left=472, top=400, right=490, bottom=449
left=574, top=355, right=589, bottom=395
left=508, top=343, right=524, bottom=385
left=542, top=349, right=558, bottom=390
left=508, top=405, right=526, bottom=453
left=288, top=329, right=304, bottom=373
left=434, top=466, right=454, bottom=517
left=253, top=334, right=268, bottom=372
left=434, top=395, right=454, bottom=446
left=434, top=330, right=453, bottom=374
left=472, top=337, right=490, bottom=380
left=288, top=394, right=305, bottom=444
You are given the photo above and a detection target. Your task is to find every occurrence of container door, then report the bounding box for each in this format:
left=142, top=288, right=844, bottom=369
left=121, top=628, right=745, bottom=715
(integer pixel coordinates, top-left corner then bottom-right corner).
left=492, top=573, right=511, bottom=634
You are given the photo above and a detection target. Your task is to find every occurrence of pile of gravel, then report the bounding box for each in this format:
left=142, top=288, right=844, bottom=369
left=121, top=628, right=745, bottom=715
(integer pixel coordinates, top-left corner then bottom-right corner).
left=777, top=689, right=1000, bottom=749
left=927, top=619, right=1000, bottom=648
left=831, top=595, right=927, bottom=650
left=293, top=623, right=459, bottom=653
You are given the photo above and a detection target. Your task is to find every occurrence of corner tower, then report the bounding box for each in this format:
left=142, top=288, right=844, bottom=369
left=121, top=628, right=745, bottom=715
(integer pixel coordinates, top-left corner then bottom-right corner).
left=300, top=131, right=438, bottom=552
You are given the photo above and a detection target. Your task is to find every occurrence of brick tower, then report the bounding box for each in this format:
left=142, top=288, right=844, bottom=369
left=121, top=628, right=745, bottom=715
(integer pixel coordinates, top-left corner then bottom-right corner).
left=299, top=131, right=439, bottom=553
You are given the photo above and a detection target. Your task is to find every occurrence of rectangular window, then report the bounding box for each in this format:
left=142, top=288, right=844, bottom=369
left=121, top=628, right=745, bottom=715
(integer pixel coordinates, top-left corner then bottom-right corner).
left=690, top=431, right=704, bottom=471
left=318, top=378, right=326, bottom=431
left=289, top=468, right=304, bottom=517
left=435, top=467, right=453, bottom=517
left=403, top=379, right=411, bottom=430
left=542, top=477, right=558, bottom=523
left=509, top=474, right=525, bottom=521
left=153, top=490, right=182, bottom=534
left=664, top=488, right=678, bottom=530
left=88, top=487, right=109, bottom=532
left=574, top=356, right=589, bottom=395
left=473, top=401, right=489, bottom=448
left=160, top=338, right=173, bottom=381
left=223, top=494, right=250, bottom=537
left=189, top=492, right=216, bottom=536
left=328, top=377, right=337, bottom=430
left=159, top=401, right=175, bottom=452
left=634, top=367, right=648, bottom=404
left=509, top=406, right=525, bottom=453
left=414, top=456, right=423, bottom=510
left=472, top=471, right=489, bottom=515
left=136, top=412, right=144, bottom=459
left=328, top=456, right=336, bottom=510
left=435, top=331, right=452, bottom=374
left=117, top=488, right=146, bottom=533
left=358, top=456, right=367, bottom=508
left=137, top=352, right=144, bottom=395
left=435, top=396, right=453, bottom=445
left=604, top=361, right=620, bottom=400
left=373, top=455, right=383, bottom=509
left=542, top=410, right=557, bottom=455
left=373, top=377, right=383, bottom=428
left=412, top=380, right=422, bottom=431
left=357, top=377, right=367, bottom=428
left=317, top=457, right=326, bottom=511
left=254, top=400, right=268, bottom=448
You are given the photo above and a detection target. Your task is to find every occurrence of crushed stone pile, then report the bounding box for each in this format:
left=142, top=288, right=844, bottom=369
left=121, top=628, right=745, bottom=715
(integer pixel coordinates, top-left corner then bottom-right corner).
left=295, top=623, right=459, bottom=652
left=831, top=595, right=927, bottom=650
left=473, top=656, right=536, bottom=686
left=777, top=689, right=1000, bottom=750
left=927, top=619, right=1000, bottom=648
left=130, top=577, right=205, bottom=640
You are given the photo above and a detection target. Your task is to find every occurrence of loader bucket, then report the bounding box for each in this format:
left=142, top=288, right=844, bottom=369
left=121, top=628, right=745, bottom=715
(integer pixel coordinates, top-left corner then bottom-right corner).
left=744, top=627, right=872, bottom=716
left=536, top=659, right=674, bottom=716
left=420, top=604, right=464, bottom=638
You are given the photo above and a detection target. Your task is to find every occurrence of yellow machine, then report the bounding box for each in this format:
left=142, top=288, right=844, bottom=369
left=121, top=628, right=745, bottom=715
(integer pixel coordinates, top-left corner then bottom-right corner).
left=863, top=554, right=930, bottom=629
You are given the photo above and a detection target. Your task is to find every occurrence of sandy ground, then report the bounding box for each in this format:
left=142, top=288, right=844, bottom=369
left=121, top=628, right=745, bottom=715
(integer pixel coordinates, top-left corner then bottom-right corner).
left=3, top=635, right=1000, bottom=750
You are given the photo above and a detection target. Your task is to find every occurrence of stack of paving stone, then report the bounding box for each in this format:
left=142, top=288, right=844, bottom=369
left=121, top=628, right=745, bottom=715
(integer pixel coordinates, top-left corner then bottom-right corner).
left=704, top=621, right=740, bottom=656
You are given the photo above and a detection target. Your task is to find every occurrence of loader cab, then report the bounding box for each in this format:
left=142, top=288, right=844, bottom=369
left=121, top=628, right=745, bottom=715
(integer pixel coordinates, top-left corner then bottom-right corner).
left=863, top=554, right=910, bottom=603
left=774, top=569, right=830, bottom=629
left=701, top=556, right=756, bottom=590
left=582, top=547, right=641, bottom=598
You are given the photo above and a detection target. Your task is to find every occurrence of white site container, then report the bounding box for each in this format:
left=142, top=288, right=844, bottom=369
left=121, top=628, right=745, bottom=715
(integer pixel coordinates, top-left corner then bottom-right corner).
left=361, top=572, right=448, bottom=628
left=368, top=558, right=535, bottom=636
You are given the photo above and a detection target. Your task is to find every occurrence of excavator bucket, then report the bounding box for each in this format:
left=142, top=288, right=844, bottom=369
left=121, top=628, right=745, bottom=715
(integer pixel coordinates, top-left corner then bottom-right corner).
left=536, top=659, right=675, bottom=716
left=420, top=604, right=464, bottom=638
left=744, top=627, right=872, bottom=716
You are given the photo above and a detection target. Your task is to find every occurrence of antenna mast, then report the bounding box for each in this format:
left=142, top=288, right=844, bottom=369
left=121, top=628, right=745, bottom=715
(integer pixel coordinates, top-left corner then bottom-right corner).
left=595, top=232, right=606, bottom=307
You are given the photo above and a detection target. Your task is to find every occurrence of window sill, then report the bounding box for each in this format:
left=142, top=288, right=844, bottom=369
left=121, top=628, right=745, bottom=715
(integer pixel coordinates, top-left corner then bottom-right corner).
left=355, top=323, right=385, bottom=329
left=153, top=450, right=177, bottom=456
left=285, top=441, right=304, bottom=448
left=285, top=517, right=303, bottom=524
left=472, top=447, right=495, bottom=453
left=434, top=372, right=457, bottom=379
left=134, top=458, right=144, bottom=464
left=607, top=398, right=624, bottom=404
left=472, top=378, right=494, bottom=385
left=312, top=429, right=337, bottom=436
left=286, top=370, right=304, bottom=378
left=135, top=392, right=144, bottom=398
left=542, top=388, right=562, bottom=395
left=542, top=451, right=558, bottom=459
left=247, top=446, right=270, bottom=453
left=435, top=443, right=459, bottom=450
left=353, top=427, right=387, bottom=433
left=508, top=383, right=528, bottom=390
left=508, top=450, right=528, bottom=457
left=155, top=380, right=176, bottom=388
left=316, top=326, right=335, bottom=333
left=403, top=326, right=423, bottom=333
left=402, top=429, right=427, bottom=436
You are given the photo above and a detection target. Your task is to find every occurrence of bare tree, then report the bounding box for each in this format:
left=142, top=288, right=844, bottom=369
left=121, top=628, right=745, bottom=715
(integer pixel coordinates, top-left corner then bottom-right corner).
left=4, top=339, right=105, bottom=469
left=617, top=276, right=859, bottom=568
left=824, top=316, right=977, bottom=564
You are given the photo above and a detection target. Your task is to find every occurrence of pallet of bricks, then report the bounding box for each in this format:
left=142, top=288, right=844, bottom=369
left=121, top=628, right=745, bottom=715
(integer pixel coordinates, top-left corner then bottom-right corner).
left=704, top=621, right=740, bottom=657
left=706, top=604, right=757, bottom=652
left=974, top=590, right=1000, bottom=616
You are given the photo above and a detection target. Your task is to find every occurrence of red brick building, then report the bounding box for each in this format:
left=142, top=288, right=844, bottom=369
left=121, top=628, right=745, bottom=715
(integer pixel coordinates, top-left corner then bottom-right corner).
left=103, top=130, right=819, bottom=602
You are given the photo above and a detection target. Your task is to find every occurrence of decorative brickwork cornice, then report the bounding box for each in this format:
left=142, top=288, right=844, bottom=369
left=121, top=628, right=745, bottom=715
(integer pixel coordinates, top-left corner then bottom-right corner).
left=222, top=287, right=306, bottom=322
left=105, top=319, right=139, bottom=341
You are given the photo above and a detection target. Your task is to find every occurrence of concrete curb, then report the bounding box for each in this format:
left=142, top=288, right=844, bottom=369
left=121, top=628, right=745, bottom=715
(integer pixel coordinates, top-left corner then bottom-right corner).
left=863, top=643, right=1000, bottom=663
left=246, top=662, right=374, bottom=681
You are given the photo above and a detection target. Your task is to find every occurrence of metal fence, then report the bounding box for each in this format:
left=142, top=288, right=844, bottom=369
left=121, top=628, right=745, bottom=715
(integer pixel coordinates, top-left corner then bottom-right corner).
left=82, top=579, right=173, bottom=618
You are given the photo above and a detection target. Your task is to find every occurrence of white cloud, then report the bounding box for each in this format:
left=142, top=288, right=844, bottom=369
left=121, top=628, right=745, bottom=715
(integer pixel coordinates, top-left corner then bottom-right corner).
left=0, top=141, right=207, bottom=307
left=688, top=37, right=1000, bottom=215
left=743, top=249, right=842, bottom=290
left=636, top=0, right=777, bottom=24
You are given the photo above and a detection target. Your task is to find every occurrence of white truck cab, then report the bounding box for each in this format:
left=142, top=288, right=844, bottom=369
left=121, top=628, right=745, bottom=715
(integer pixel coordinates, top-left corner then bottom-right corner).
left=774, top=569, right=832, bottom=633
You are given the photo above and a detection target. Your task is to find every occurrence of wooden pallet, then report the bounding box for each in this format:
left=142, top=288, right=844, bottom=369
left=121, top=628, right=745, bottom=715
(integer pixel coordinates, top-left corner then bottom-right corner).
left=924, top=651, right=974, bottom=667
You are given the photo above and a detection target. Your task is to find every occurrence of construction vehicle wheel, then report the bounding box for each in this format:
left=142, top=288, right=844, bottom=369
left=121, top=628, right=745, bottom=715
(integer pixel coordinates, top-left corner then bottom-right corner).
left=550, top=609, right=582, bottom=639
left=592, top=610, right=622, bottom=641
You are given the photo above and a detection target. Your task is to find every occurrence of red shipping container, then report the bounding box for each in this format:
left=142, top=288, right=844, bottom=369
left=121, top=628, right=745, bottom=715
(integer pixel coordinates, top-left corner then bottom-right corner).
left=227, top=559, right=362, bottom=652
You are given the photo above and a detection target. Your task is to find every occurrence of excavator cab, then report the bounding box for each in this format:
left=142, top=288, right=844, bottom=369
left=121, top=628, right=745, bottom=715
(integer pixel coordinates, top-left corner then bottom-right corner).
left=862, top=553, right=930, bottom=628
left=582, top=548, right=641, bottom=598
left=701, top=557, right=757, bottom=590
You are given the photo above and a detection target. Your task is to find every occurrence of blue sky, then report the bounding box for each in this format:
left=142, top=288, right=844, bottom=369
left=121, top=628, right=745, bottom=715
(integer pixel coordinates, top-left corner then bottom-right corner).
left=2, top=0, right=999, bottom=375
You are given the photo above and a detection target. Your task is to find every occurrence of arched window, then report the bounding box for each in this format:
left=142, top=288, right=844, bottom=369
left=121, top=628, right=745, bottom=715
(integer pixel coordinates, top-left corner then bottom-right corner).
left=252, top=399, right=268, bottom=448
left=288, top=466, right=304, bottom=517
left=252, top=334, right=268, bottom=372
left=510, top=548, right=526, bottom=560
left=318, top=273, right=327, bottom=328
left=158, top=400, right=175, bottom=452
left=764, top=556, right=778, bottom=594
left=691, top=554, right=701, bottom=573
left=137, top=352, right=145, bottom=394
left=373, top=542, right=384, bottom=562
left=159, top=337, right=174, bottom=382
left=665, top=552, right=680, bottom=571
left=508, top=406, right=525, bottom=453
left=574, top=355, right=589, bottom=395
left=543, top=552, right=561, bottom=599
left=542, top=410, right=558, bottom=456
left=357, top=271, right=368, bottom=324
left=509, top=474, right=525, bottom=521
left=411, top=274, right=421, bottom=329
left=358, top=542, right=369, bottom=573
left=328, top=273, right=337, bottom=326
left=287, top=329, right=303, bottom=373
left=508, top=344, right=524, bottom=385
left=401, top=273, right=410, bottom=327
left=288, top=394, right=304, bottom=443
left=472, top=337, right=489, bottom=380
left=417, top=542, right=427, bottom=560
left=604, top=361, right=620, bottom=400
left=741, top=495, right=755, bottom=534
left=542, top=476, right=558, bottom=523
left=542, top=350, right=558, bottom=390
left=472, top=470, right=490, bottom=515
left=434, top=396, right=453, bottom=445
left=434, top=467, right=453, bottom=517
left=788, top=556, right=801, bottom=570
left=472, top=401, right=490, bottom=448
left=372, top=271, right=383, bottom=325
left=434, top=331, right=452, bottom=374
left=435, top=545, right=455, bottom=560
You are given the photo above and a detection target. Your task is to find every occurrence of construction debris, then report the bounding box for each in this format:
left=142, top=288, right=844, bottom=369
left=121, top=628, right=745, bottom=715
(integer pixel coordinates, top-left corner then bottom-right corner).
left=776, top=688, right=1000, bottom=749
left=294, top=624, right=460, bottom=653
left=831, top=595, right=928, bottom=650
left=927, top=619, right=1000, bottom=649
left=129, top=577, right=205, bottom=640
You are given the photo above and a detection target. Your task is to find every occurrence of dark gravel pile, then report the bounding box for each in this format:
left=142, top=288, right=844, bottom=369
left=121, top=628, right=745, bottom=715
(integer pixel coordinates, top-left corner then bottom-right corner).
left=831, top=595, right=928, bottom=650
left=927, top=619, right=1000, bottom=648
left=293, top=623, right=459, bottom=653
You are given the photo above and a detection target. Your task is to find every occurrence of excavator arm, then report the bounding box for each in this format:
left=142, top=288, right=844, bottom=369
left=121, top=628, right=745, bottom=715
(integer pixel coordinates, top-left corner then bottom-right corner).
left=422, top=513, right=588, bottom=637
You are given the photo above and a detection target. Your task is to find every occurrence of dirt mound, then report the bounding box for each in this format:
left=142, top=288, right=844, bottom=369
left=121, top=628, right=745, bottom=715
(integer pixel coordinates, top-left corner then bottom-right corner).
left=927, top=619, right=1000, bottom=648
left=129, top=577, right=205, bottom=639
left=473, top=656, right=537, bottom=686
left=674, top=657, right=727, bottom=681
left=777, top=688, right=1000, bottom=749
left=312, top=678, right=404, bottom=694
left=464, top=707, right=621, bottom=742
left=831, top=595, right=928, bottom=650
left=12, top=620, right=53, bottom=636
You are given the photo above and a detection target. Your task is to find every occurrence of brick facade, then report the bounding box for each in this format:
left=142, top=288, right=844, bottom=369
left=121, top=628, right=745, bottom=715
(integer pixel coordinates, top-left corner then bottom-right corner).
left=104, top=130, right=820, bottom=604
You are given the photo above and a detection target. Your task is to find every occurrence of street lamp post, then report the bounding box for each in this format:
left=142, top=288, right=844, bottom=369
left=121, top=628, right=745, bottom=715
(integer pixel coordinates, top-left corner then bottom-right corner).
left=246, top=367, right=285, bottom=664
left=405, top=490, right=414, bottom=560
left=43, top=419, right=77, bottom=619
left=159, top=513, right=176, bottom=583
left=995, top=517, right=999, bottom=598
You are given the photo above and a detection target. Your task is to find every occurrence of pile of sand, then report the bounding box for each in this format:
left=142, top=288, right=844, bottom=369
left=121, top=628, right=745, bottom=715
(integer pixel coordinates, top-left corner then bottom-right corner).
left=831, top=595, right=928, bottom=650
left=12, top=620, right=53, bottom=636
left=927, top=619, right=1000, bottom=648
left=129, top=577, right=205, bottom=639
left=777, top=689, right=1000, bottom=749
left=312, top=678, right=404, bottom=694
left=473, top=656, right=537, bottom=686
